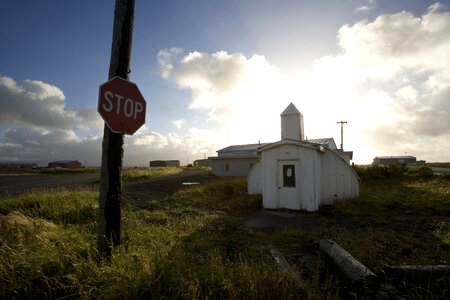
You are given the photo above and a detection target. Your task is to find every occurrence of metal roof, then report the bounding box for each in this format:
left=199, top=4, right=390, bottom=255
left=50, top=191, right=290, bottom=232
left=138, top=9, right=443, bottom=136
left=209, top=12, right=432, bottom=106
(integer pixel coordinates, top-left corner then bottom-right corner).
left=217, top=143, right=269, bottom=153
left=258, top=139, right=319, bottom=152
left=307, top=138, right=337, bottom=149
left=217, top=138, right=337, bottom=154
left=258, top=139, right=359, bottom=178
left=374, top=156, right=416, bottom=159
left=280, top=102, right=302, bottom=116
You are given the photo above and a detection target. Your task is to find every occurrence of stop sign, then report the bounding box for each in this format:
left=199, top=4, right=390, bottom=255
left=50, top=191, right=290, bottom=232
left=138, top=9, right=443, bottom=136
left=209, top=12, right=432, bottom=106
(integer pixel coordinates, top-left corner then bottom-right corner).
left=98, top=76, right=147, bottom=135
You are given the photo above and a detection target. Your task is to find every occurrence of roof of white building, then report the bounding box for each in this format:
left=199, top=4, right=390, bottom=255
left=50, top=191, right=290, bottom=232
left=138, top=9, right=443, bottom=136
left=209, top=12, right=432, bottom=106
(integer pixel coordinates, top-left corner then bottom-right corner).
left=216, top=137, right=339, bottom=157
left=216, top=143, right=269, bottom=157
left=307, top=138, right=337, bottom=150
left=257, top=139, right=359, bottom=177
left=374, top=156, right=416, bottom=159
left=280, top=102, right=303, bottom=116
left=217, top=143, right=269, bottom=153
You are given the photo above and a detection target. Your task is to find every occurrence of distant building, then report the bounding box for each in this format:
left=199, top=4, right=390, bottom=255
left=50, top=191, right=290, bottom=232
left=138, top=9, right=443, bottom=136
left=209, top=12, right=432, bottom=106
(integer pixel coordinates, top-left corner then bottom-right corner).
left=193, top=159, right=212, bottom=168
left=209, top=143, right=268, bottom=176
left=149, top=160, right=180, bottom=168
left=0, top=161, right=38, bottom=168
left=372, top=156, right=423, bottom=165
left=48, top=160, right=82, bottom=168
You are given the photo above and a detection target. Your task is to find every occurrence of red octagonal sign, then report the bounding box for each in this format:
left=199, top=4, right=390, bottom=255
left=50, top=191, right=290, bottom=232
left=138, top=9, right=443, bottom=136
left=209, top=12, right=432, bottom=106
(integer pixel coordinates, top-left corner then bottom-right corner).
left=98, top=76, right=147, bottom=135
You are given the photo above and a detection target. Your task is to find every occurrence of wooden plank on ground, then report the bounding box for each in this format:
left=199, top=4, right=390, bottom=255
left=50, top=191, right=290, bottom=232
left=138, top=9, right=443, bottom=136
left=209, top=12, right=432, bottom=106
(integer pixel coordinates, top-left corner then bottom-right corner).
left=319, top=239, right=378, bottom=291
left=269, top=249, right=301, bottom=281
left=384, top=265, right=449, bottom=284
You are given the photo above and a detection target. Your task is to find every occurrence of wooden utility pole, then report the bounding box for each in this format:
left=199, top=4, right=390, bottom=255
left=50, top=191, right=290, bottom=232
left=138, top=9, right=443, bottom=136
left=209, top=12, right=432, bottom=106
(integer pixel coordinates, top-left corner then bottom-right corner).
left=98, top=0, right=135, bottom=255
left=337, top=120, right=347, bottom=150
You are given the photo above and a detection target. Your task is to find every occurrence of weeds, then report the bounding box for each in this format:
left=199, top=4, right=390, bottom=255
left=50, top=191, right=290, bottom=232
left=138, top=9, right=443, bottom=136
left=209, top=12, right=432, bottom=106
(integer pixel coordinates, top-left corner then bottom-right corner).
left=0, top=175, right=448, bottom=298
left=39, top=168, right=100, bottom=175
left=122, top=167, right=183, bottom=182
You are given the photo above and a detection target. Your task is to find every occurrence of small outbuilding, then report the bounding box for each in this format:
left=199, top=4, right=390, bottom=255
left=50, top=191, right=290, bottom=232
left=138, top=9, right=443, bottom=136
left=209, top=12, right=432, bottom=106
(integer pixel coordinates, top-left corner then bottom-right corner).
left=248, top=103, right=359, bottom=212
left=48, top=160, right=82, bottom=168
left=0, top=161, right=38, bottom=168
left=209, top=143, right=268, bottom=176
left=149, top=160, right=180, bottom=168
left=193, top=159, right=212, bottom=168
left=372, top=156, right=423, bottom=165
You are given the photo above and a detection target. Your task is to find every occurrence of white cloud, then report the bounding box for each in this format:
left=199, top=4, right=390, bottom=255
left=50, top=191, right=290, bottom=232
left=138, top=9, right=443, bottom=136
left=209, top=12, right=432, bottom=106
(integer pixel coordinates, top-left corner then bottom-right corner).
left=156, top=3, right=450, bottom=163
left=355, top=6, right=371, bottom=13
left=0, top=75, right=106, bottom=134
left=0, top=75, right=219, bottom=166
left=0, top=76, right=75, bottom=129
left=396, top=85, right=418, bottom=103
left=74, top=108, right=104, bottom=131
left=157, top=48, right=293, bottom=145
left=355, top=0, right=377, bottom=13
left=333, top=4, right=450, bottom=81
left=124, top=128, right=220, bottom=166
left=172, top=119, right=186, bottom=129
left=0, top=127, right=100, bottom=163
left=0, top=125, right=219, bottom=166
left=310, top=3, right=450, bottom=162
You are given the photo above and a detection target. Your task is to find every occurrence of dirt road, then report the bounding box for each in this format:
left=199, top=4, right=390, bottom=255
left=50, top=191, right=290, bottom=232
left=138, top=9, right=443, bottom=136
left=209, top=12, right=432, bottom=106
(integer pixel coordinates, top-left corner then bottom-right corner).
left=0, top=169, right=222, bottom=201
left=430, top=167, right=450, bottom=174
left=0, top=172, right=100, bottom=196
left=122, top=169, right=223, bottom=208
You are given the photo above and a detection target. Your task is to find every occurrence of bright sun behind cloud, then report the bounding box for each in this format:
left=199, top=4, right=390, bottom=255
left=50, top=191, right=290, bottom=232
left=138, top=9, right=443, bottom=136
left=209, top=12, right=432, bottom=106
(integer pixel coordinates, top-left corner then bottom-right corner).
left=155, top=3, right=450, bottom=164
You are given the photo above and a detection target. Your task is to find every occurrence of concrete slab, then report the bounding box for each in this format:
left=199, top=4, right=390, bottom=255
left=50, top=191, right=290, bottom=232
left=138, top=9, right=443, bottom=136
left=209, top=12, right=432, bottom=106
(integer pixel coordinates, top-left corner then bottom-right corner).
left=243, top=211, right=300, bottom=230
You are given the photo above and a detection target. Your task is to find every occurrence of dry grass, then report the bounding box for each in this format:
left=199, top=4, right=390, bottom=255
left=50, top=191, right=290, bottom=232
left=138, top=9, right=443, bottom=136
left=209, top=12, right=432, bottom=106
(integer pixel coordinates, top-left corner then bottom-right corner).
left=0, top=172, right=448, bottom=299
left=122, top=167, right=183, bottom=182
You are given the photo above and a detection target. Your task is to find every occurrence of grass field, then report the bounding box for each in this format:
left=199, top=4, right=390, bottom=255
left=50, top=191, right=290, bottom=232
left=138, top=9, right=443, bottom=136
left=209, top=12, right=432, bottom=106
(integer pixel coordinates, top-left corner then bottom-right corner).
left=122, top=166, right=184, bottom=182
left=0, top=167, right=100, bottom=176
left=0, top=166, right=184, bottom=181
left=0, top=165, right=448, bottom=298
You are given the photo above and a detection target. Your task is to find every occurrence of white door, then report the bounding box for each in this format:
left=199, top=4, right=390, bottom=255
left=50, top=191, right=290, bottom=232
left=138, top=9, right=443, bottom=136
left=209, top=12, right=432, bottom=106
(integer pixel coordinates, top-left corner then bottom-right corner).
left=277, top=160, right=300, bottom=210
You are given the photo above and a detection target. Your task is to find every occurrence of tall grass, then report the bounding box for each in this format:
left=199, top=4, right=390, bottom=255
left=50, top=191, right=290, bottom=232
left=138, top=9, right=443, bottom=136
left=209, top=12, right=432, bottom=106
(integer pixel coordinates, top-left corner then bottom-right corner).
left=39, top=168, right=100, bottom=174
left=122, top=167, right=183, bottom=182
left=1, top=174, right=448, bottom=298
left=0, top=180, right=305, bottom=299
left=0, top=167, right=100, bottom=176
left=353, top=162, right=438, bottom=179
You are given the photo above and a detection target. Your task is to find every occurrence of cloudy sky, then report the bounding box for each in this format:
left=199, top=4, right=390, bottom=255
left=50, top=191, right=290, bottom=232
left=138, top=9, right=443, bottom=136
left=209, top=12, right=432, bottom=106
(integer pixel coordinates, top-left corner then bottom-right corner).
left=1, top=0, right=449, bottom=166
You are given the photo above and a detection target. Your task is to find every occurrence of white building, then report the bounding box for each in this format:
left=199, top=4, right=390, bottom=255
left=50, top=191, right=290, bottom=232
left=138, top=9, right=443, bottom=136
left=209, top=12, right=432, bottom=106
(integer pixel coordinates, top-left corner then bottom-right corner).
left=209, top=143, right=267, bottom=176
left=248, top=103, right=359, bottom=211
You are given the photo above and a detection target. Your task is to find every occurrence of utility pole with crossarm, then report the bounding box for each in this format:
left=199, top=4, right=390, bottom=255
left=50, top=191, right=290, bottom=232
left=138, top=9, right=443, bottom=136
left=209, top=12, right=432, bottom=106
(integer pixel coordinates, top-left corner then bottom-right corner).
left=337, top=120, right=347, bottom=150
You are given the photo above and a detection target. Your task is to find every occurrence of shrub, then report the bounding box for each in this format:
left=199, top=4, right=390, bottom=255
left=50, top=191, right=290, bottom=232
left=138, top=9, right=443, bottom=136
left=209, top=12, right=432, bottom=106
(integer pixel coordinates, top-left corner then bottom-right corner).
left=408, top=166, right=434, bottom=179
left=383, top=162, right=407, bottom=178
left=354, top=163, right=407, bottom=179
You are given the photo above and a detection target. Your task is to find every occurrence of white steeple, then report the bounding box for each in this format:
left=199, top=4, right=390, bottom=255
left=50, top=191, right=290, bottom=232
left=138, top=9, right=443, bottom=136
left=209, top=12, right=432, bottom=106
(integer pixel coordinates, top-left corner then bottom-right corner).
left=280, top=103, right=304, bottom=141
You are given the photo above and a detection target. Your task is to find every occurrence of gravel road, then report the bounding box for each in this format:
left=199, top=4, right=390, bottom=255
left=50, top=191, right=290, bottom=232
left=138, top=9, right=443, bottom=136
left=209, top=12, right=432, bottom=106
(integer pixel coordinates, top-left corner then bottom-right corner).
left=429, top=167, right=450, bottom=174
left=0, top=172, right=100, bottom=196
left=122, top=169, right=224, bottom=208
left=0, top=169, right=223, bottom=201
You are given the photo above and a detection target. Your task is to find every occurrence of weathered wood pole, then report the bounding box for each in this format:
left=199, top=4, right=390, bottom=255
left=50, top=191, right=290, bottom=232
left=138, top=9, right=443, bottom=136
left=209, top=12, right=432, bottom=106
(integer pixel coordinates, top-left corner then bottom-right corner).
left=269, top=249, right=301, bottom=281
left=384, top=265, right=450, bottom=284
left=319, top=239, right=378, bottom=291
left=98, top=0, right=135, bottom=255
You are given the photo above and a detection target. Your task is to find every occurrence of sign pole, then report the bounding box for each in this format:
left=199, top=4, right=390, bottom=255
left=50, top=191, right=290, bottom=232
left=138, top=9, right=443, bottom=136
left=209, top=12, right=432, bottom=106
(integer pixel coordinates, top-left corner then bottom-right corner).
left=98, top=0, right=135, bottom=256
